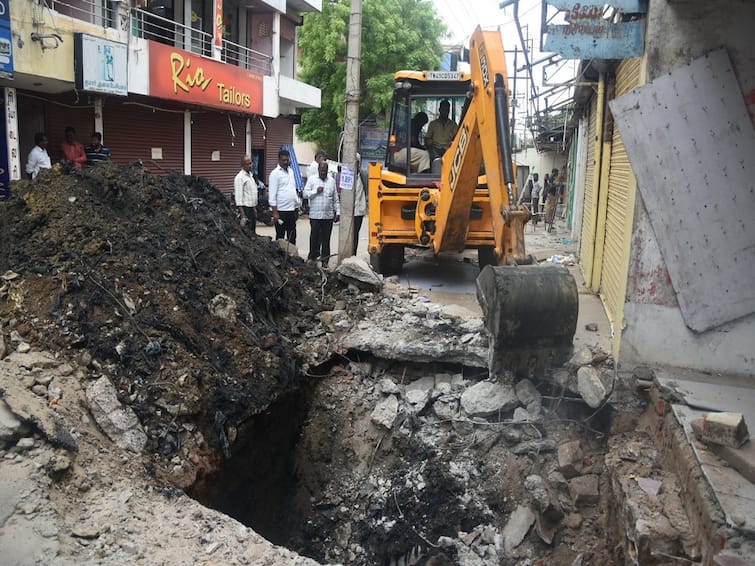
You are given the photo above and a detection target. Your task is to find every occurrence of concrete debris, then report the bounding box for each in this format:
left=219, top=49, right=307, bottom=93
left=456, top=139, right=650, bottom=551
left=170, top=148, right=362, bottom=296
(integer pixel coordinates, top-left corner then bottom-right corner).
left=636, top=477, right=663, bottom=496
left=335, top=256, right=383, bottom=292
left=569, top=474, right=600, bottom=507
left=501, top=504, right=535, bottom=556
left=378, top=378, right=400, bottom=396
left=371, top=395, right=399, bottom=430
left=0, top=399, right=27, bottom=448
left=405, top=388, right=429, bottom=414
left=584, top=323, right=599, bottom=332
left=558, top=440, right=585, bottom=479
left=460, top=381, right=519, bottom=417
left=208, top=294, right=237, bottom=323
left=85, top=377, right=147, bottom=454
left=551, top=367, right=579, bottom=394
left=568, top=347, right=594, bottom=368
left=515, top=379, right=541, bottom=407
left=577, top=366, right=607, bottom=409
left=691, top=412, right=749, bottom=448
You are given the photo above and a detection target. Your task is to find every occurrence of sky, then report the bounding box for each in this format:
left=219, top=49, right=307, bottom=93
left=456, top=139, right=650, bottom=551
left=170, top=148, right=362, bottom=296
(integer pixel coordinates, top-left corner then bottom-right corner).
left=430, top=0, right=578, bottom=121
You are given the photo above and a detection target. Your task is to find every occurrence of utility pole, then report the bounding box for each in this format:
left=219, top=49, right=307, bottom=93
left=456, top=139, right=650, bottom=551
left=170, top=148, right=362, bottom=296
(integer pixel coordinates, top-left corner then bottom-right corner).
left=337, top=0, right=362, bottom=265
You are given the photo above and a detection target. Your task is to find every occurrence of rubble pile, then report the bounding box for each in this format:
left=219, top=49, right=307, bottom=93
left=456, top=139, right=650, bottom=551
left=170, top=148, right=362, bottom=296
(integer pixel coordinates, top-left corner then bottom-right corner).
left=0, top=163, right=339, bottom=487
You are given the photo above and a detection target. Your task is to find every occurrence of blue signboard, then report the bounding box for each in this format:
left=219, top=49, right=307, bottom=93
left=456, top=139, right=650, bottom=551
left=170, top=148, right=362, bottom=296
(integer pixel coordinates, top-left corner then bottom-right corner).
left=0, top=0, right=13, bottom=78
left=543, top=1, right=646, bottom=60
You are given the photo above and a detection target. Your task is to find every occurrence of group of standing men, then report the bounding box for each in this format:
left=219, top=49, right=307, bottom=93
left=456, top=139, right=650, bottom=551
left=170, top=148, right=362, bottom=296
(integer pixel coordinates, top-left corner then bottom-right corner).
left=517, top=168, right=563, bottom=232
left=25, top=127, right=111, bottom=179
left=234, top=147, right=367, bottom=269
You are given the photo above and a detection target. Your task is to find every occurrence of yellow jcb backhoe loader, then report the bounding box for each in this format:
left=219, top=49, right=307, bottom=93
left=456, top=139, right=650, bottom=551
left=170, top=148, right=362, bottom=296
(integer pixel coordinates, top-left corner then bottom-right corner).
left=367, top=26, right=578, bottom=374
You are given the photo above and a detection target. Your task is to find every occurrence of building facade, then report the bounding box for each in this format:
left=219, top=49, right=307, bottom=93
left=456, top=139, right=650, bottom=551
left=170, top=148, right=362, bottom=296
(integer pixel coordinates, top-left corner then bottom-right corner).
left=0, top=0, right=321, bottom=197
left=569, top=0, right=755, bottom=376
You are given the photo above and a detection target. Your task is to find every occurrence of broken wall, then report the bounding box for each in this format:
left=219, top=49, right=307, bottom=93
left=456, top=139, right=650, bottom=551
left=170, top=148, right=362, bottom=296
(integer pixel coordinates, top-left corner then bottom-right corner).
left=619, top=0, right=755, bottom=376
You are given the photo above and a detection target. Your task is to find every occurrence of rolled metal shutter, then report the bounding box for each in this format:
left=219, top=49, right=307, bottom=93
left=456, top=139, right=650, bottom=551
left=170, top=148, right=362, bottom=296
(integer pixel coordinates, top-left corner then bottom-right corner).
left=191, top=112, right=247, bottom=198
left=263, top=116, right=293, bottom=184
left=579, top=96, right=599, bottom=277
left=600, top=58, right=642, bottom=324
left=33, top=94, right=94, bottom=163
left=103, top=100, right=184, bottom=174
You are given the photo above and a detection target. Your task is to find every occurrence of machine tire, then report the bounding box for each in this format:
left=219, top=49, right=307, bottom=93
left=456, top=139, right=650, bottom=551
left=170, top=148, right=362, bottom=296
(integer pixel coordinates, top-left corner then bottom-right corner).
left=370, top=245, right=405, bottom=275
left=478, top=246, right=497, bottom=270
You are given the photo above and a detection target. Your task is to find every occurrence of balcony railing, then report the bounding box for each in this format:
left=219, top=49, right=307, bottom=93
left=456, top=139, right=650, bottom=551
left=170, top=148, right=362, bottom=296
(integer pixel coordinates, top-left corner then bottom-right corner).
left=52, top=0, right=115, bottom=27
left=222, top=39, right=272, bottom=76
left=131, top=8, right=212, bottom=57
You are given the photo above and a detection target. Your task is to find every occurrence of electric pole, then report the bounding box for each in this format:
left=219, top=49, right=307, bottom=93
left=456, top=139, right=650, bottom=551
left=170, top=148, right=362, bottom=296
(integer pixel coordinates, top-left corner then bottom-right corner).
left=337, top=0, right=362, bottom=265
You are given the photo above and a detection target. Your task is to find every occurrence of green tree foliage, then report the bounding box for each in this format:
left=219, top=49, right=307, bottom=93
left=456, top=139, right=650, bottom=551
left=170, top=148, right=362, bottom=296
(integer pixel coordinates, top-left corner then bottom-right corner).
left=297, top=0, right=447, bottom=156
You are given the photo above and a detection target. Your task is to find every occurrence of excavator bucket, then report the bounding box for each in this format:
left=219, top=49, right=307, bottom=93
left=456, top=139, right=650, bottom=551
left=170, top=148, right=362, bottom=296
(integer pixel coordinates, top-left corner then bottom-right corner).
left=476, top=264, right=579, bottom=377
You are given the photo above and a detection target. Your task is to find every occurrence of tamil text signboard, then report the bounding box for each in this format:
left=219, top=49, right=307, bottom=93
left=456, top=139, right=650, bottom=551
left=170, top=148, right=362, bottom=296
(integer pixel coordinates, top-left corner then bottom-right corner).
left=149, top=41, right=263, bottom=114
left=544, top=1, right=646, bottom=59
left=74, top=34, right=128, bottom=96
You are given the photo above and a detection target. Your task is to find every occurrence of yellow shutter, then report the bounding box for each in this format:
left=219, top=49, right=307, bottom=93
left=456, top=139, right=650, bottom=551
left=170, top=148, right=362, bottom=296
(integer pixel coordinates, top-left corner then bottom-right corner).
left=579, top=96, right=599, bottom=277
left=600, top=58, right=642, bottom=327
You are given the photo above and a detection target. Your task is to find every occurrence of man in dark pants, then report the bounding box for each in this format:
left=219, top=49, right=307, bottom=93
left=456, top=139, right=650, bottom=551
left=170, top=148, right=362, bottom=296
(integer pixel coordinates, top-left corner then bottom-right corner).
left=234, top=154, right=258, bottom=233
left=268, top=148, right=299, bottom=243
left=303, top=161, right=340, bottom=266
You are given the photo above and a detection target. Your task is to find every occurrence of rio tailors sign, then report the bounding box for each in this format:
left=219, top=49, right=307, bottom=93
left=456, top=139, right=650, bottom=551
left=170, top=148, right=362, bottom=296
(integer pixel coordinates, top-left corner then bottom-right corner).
left=149, top=41, right=263, bottom=114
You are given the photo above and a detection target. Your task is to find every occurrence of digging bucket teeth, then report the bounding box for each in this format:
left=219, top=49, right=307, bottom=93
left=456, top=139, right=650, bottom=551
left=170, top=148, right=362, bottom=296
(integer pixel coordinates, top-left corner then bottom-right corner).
left=476, top=264, right=579, bottom=376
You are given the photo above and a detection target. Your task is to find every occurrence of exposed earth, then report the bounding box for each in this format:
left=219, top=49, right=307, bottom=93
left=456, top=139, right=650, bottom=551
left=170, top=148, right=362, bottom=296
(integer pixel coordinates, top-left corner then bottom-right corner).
left=0, top=163, right=706, bottom=565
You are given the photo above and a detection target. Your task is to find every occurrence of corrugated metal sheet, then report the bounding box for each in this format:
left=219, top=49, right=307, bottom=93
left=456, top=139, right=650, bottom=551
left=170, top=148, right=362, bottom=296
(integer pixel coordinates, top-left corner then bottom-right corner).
left=104, top=100, right=184, bottom=174
left=263, top=116, right=292, bottom=184
left=600, top=58, right=641, bottom=324
left=579, top=96, right=599, bottom=277
left=191, top=112, right=247, bottom=198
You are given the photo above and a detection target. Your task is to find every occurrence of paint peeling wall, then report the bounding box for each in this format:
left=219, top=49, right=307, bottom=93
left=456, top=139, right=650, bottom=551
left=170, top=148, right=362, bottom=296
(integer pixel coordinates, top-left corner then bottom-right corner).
left=620, top=0, right=755, bottom=377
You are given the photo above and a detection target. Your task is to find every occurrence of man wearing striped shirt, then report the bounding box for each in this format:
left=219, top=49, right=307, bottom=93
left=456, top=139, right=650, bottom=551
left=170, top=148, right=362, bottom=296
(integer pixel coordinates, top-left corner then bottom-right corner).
left=85, top=132, right=111, bottom=167
left=303, top=161, right=340, bottom=267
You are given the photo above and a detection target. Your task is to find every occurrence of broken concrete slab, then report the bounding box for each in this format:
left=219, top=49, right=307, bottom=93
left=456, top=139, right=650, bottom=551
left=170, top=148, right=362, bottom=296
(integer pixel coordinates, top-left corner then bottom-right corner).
left=577, top=366, right=607, bottom=409
left=515, top=379, right=541, bottom=407
left=371, top=395, right=399, bottom=430
left=691, top=412, right=749, bottom=449
left=501, top=504, right=535, bottom=556
left=335, top=256, right=383, bottom=292
left=461, top=381, right=519, bottom=417
left=557, top=440, right=584, bottom=479
left=569, top=474, right=600, bottom=507
left=86, top=376, right=147, bottom=453
left=0, top=399, right=27, bottom=447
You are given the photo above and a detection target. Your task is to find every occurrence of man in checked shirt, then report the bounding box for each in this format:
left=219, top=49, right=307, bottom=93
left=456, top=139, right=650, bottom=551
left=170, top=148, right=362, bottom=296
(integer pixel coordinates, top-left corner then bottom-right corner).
left=302, top=161, right=340, bottom=267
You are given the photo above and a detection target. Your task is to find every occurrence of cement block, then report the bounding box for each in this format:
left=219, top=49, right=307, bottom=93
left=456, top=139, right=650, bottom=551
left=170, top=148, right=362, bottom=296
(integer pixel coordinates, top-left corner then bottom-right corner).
left=569, top=474, right=600, bottom=507
left=692, top=412, right=749, bottom=448
left=558, top=440, right=584, bottom=479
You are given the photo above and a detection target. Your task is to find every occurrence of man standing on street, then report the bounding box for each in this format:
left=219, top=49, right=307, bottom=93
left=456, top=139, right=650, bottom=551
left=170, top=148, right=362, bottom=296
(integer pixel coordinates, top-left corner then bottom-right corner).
left=25, top=132, right=51, bottom=180
left=268, top=148, right=299, bottom=244
left=61, top=126, right=87, bottom=171
left=307, top=149, right=328, bottom=179
left=234, top=154, right=258, bottom=233
left=531, top=172, right=542, bottom=226
left=85, top=132, right=111, bottom=167
left=303, top=161, right=340, bottom=267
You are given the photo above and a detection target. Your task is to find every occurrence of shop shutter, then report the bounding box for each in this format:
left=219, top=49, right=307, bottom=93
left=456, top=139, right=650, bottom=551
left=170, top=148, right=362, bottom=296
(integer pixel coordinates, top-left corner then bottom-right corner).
left=191, top=112, right=247, bottom=198
left=263, top=116, right=293, bottom=183
left=579, top=96, right=599, bottom=278
left=600, top=58, right=642, bottom=324
left=103, top=100, right=184, bottom=174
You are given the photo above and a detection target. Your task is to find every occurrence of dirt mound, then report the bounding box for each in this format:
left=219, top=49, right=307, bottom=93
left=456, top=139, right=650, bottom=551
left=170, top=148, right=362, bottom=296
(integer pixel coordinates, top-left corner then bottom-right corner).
left=0, top=162, right=339, bottom=486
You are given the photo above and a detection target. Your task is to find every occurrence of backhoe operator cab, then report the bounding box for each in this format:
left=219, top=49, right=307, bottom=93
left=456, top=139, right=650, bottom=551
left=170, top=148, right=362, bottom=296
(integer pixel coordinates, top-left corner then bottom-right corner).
left=370, top=70, right=497, bottom=275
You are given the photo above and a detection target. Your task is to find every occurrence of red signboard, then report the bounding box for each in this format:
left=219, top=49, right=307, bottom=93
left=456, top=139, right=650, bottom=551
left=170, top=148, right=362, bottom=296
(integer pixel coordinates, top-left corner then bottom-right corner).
left=214, top=0, right=223, bottom=48
left=149, top=41, right=263, bottom=115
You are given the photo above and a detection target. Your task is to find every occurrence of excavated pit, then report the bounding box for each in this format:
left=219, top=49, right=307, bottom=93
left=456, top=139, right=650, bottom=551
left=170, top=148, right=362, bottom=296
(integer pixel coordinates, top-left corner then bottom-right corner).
left=191, top=355, right=623, bottom=565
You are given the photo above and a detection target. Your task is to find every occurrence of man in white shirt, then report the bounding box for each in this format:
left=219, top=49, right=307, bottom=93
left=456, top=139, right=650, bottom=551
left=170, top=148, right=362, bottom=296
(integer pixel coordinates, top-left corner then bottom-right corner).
left=26, top=132, right=51, bottom=180
left=531, top=173, right=543, bottom=225
left=307, top=149, right=327, bottom=180
left=234, top=154, right=258, bottom=232
left=303, top=161, right=340, bottom=267
left=268, top=148, right=299, bottom=244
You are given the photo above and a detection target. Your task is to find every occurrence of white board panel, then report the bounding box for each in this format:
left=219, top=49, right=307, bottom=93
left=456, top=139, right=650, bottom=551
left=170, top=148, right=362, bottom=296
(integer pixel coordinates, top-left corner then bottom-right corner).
left=609, top=49, right=755, bottom=332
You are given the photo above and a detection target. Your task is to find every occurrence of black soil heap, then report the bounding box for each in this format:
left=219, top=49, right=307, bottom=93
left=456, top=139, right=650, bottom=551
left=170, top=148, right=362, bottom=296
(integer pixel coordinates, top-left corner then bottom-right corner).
left=0, top=162, right=336, bottom=485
